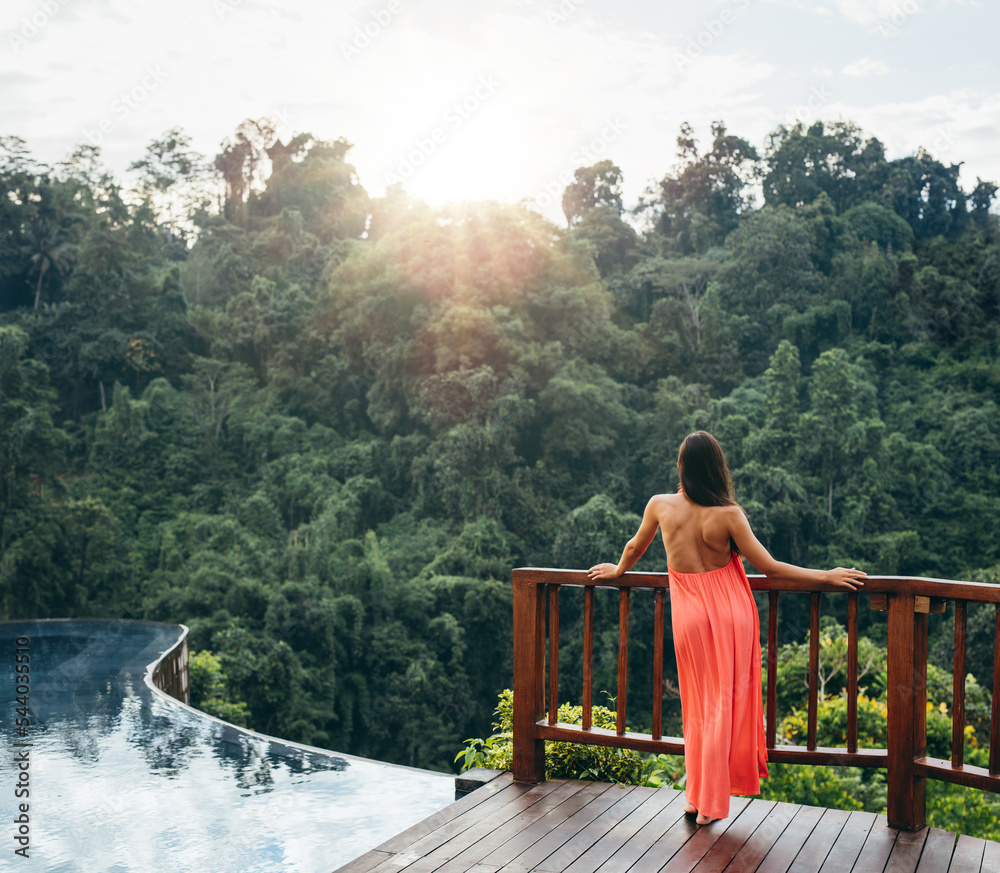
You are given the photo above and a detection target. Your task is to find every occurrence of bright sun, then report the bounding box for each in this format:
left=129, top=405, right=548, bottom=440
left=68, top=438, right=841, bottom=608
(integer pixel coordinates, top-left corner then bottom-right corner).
left=374, top=105, right=539, bottom=210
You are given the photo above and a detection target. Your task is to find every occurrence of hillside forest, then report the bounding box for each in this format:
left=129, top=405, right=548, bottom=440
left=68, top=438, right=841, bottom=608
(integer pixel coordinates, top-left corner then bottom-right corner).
left=1, top=118, right=999, bottom=830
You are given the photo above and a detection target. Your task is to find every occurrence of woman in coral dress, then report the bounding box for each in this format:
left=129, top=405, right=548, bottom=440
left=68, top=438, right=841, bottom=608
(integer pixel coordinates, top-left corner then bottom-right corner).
left=588, top=431, right=865, bottom=824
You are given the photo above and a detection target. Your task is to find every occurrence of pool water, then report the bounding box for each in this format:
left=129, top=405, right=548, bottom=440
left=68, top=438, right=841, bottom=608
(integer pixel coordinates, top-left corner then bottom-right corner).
left=0, top=620, right=455, bottom=872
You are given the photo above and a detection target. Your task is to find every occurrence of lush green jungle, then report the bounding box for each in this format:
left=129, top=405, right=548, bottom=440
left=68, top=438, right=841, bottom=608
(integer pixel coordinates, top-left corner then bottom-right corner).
left=2, top=118, right=999, bottom=833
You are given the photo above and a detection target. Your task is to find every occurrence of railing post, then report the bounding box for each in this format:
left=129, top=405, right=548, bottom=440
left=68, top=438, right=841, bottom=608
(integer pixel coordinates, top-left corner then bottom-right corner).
left=886, top=591, right=927, bottom=830
left=513, top=574, right=545, bottom=783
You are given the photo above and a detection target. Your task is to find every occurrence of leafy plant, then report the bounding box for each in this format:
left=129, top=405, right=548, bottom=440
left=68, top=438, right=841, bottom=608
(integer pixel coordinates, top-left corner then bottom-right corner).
left=637, top=753, right=685, bottom=789
left=456, top=689, right=650, bottom=785
left=188, top=649, right=250, bottom=727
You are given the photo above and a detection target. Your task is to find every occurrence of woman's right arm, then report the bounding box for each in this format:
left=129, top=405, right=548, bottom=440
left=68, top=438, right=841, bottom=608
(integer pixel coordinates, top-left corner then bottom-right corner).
left=587, top=496, right=663, bottom=580
left=726, top=506, right=866, bottom=591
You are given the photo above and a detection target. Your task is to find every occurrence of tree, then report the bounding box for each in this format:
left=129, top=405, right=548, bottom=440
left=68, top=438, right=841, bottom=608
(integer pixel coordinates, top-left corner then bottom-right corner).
left=129, top=127, right=212, bottom=247
left=970, top=178, right=998, bottom=231
left=634, top=256, right=721, bottom=352
left=188, top=649, right=250, bottom=726
left=562, top=160, right=624, bottom=227
left=0, top=325, right=70, bottom=616
left=645, top=121, right=759, bottom=253
left=21, top=176, right=87, bottom=309
left=4, top=120, right=1000, bottom=784
left=256, top=135, right=370, bottom=241
left=0, top=326, right=67, bottom=503
left=763, top=120, right=886, bottom=213
left=801, top=348, right=879, bottom=517
left=214, top=118, right=278, bottom=225
left=178, top=356, right=260, bottom=482
left=0, top=136, right=35, bottom=175
left=551, top=493, right=641, bottom=570
left=877, top=149, right=967, bottom=240
left=570, top=205, right=638, bottom=277
left=536, top=359, right=634, bottom=477
left=841, top=202, right=914, bottom=251
left=720, top=205, right=821, bottom=314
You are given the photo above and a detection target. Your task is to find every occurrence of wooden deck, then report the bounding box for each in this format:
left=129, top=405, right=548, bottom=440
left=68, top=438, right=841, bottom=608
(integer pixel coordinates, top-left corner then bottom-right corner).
left=334, top=774, right=1000, bottom=873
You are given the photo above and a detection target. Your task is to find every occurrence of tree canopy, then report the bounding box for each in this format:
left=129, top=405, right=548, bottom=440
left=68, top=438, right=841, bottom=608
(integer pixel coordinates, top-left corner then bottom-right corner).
left=1, top=119, right=998, bottom=800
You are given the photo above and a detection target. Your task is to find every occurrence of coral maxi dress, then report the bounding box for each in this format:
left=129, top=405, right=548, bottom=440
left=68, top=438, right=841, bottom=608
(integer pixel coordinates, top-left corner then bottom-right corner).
left=668, top=549, right=768, bottom=820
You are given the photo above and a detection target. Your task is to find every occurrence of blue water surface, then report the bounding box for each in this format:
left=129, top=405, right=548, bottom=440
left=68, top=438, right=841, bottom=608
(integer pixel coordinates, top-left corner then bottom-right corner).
left=0, top=620, right=455, bottom=873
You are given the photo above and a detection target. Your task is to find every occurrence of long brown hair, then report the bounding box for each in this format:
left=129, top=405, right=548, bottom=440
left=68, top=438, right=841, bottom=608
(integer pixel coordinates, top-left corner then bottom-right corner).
left=677, top=431, right=736, bottom=507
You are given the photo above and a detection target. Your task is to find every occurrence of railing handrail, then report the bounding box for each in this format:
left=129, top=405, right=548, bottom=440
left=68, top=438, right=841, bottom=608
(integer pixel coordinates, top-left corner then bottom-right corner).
left=511, top=566, right=1000, bottom=832
left=514, top=567, right=1000, bottom=601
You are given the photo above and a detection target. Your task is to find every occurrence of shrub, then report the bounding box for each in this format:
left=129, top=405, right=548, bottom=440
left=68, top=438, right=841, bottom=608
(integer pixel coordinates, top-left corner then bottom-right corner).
left=188, top=649, right=250, bottom=727
left=456, top=689, right=677, bottom=786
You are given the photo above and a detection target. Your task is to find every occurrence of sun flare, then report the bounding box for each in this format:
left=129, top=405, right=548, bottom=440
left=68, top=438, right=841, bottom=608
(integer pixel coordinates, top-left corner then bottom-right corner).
left=375, top=105, right=537, bottom=210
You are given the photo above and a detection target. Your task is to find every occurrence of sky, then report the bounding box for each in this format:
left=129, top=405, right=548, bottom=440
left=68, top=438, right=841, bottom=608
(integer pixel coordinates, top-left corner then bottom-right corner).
left=2, top=0, right=998, bottom=224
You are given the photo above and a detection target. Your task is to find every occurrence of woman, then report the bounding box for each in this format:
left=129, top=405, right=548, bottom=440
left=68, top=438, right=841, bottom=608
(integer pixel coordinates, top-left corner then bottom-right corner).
left=588, top=431, right=865, bottom=824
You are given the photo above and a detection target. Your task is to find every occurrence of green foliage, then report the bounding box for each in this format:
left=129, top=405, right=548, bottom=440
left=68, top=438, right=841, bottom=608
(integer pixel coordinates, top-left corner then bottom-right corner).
left=188, top=648, right=250, bottom=727
left=551, top=494, right=644, bottom=571
left=760, top=763, right=880, bottom=812
left=927, top=780, right=1000, bottom=842
left=777, top=693, right=889, bottom=750
left=636, top=753, right=686, bottom=790
left=562, top=161, right=625, bottom=227
left=456, top=689, right=646, bottom=784
left=2, top=115, right=999, bottom=849
left=769, top=616, right=887, bottom=716
left=764, top=622, right=1000, bottom=841
left=649, top=121, right=760, bottom=254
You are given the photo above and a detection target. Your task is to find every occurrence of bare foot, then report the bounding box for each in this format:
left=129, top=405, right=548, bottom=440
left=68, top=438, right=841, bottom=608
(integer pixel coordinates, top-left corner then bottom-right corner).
left=683, top=802, right=697, bottom=815
left=696, top=813, right=715, bottom=825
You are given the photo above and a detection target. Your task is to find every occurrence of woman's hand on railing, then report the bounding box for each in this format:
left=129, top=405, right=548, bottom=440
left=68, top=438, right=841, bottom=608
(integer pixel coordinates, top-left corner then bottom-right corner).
left=825, top=567, right=868, bottom=590
left=587, top=563, right=621, bottom=580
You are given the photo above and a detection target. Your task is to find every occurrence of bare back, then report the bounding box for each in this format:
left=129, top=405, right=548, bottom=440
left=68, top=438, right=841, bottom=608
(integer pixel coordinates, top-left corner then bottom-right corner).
left=588, top=478, right=866, bottom=592
left=648, top=491, right=739, bottom=574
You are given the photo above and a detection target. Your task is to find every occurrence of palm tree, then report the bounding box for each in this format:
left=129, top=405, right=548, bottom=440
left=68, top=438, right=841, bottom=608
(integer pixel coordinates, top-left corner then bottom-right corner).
left=22, top=175, right=87, bottom=310
left=29, top=229, right=75, bottom=309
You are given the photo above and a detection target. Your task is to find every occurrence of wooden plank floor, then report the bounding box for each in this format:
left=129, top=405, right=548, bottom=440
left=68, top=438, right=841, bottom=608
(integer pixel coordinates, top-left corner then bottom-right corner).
left=333, top=774, right=1000, bottom=873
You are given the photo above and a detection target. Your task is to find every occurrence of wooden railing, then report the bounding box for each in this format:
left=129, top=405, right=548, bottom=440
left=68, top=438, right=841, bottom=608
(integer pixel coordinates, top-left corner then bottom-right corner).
left=149, top=624, right=190, bottom=705
left=511, top=569, right=1000, bottom=831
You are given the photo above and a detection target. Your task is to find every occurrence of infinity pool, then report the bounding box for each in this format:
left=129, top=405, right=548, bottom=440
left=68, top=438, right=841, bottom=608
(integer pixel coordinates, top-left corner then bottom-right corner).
left=0, top=620, right=455, bottom=872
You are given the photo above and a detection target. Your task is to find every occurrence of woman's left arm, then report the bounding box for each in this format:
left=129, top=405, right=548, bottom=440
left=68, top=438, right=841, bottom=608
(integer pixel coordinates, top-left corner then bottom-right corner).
left=587, top=497, right=662, bottom=580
